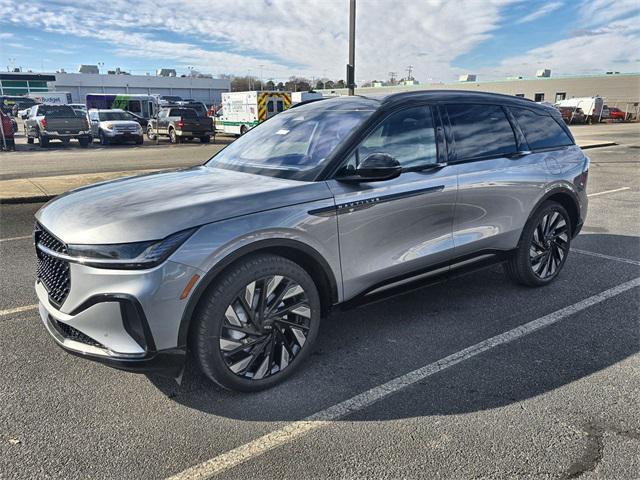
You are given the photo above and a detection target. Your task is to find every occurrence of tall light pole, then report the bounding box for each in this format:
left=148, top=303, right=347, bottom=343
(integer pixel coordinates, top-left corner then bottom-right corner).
left=259, top=65, right=264, bottom=91
left=347, top=0, right=356, bottom=95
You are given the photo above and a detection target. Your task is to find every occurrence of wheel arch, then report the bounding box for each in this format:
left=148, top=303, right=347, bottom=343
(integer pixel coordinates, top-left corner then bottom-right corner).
left=177, top=239, right=339, bottom=348
left=531, top=186, right=581, bottom=237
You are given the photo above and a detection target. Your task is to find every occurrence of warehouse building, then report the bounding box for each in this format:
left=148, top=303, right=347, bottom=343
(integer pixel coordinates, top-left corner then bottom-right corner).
left=0, top=71, right=230, bottom=105
left=321, top=72, right=640, bottom=111
left=51, top=72, right=230, bottom=105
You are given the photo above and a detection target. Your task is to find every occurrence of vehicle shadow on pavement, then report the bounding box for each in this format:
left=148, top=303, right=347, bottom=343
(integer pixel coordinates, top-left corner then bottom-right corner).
left=147, top=233, right=640, bottom=422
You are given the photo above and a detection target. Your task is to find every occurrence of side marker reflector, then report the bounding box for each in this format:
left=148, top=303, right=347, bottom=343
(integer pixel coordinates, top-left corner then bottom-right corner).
left=180, top=274, right=200, bottom=300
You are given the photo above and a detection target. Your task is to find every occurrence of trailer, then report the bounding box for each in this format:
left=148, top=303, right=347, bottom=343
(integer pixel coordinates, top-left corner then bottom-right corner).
left=27, top=92, right=72, bottom=105
left=556, top=96, right=604, bottom=124
left=218, top=91, right=291, bottom=135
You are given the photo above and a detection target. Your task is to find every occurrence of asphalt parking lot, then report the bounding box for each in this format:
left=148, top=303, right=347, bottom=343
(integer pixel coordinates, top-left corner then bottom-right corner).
left=0, top=131, right=639, bottom=478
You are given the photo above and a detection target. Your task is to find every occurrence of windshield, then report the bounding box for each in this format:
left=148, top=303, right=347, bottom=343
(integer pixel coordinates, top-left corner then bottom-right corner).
left=99, top=111, right=131, bottom=121
left=206, top=98, right=376, bottom=180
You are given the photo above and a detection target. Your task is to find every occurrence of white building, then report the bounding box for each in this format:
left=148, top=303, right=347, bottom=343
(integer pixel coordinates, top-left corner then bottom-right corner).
left=49, top=72, right=230, bottom=105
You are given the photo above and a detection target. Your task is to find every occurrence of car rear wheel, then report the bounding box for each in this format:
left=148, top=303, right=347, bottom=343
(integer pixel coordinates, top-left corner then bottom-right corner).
left=240, top=125, right=248, bottom=135
left=192, top=254, right=321, bottom=392
left=169, top=129, right=180, bottom=144
left=38, top=132, right=48, bottom=147
left=504, top=201, right=571, bottom=287
left=200, top=135, right=210, bottom=143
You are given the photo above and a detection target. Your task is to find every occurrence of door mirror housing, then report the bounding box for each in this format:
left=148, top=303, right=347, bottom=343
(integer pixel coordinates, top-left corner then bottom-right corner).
left=339, top=153, right=402, bottom=182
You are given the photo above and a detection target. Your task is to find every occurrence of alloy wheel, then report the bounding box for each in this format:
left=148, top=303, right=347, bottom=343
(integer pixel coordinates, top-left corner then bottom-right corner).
left=529, top=211, right=569, bottom=279
left=219, top=276, right=312, bottom=380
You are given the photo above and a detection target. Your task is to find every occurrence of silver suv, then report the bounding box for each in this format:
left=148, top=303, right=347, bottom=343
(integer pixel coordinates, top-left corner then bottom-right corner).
left=34, top=91, right=588, bottom=391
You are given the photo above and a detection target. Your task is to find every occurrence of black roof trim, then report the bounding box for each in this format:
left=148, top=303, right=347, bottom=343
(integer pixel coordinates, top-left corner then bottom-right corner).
left=359, top=89, right=547, bottom=109
left=0, top=73, right=56, bottom=82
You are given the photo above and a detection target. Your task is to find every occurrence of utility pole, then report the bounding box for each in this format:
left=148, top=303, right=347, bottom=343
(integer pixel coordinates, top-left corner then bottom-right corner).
left=406, top=65, right=414, bottom=80
left=347, top=0, right=356, bottom=95
left=259, top=65, right=264, bottom=91
left=388, top=71, right=397, bottom=85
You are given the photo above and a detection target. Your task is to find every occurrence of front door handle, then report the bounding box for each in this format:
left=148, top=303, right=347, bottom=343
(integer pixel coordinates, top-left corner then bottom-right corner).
left=508, top=150, right=532, bottom=159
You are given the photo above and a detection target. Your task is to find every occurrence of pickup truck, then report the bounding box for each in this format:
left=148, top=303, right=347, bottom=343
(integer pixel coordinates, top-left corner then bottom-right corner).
left=147, top=107, right=213, bottom=144
left=24, top=104, right=92, bottom=147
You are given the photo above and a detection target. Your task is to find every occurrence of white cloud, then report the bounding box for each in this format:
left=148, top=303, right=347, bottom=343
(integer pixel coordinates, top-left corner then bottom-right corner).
left=0, top=0, right=517, bottom=82
left=0, top=0, right=638, bottom=82
left=482, top=3, right=640, bottom=78
left=515, top=1, right=562, bottom=24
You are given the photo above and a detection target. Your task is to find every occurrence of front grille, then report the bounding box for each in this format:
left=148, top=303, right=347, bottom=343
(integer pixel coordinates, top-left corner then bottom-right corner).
left=51, top=317, right=104, bottom=348
left=35, top=224, right=71, bottom=308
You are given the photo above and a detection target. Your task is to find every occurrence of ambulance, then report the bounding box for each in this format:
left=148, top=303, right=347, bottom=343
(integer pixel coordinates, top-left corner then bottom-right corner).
left=218, top=91, right=291, bottom=135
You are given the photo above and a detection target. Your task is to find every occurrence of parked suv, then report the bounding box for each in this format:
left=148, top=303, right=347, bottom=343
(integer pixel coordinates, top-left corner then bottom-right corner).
left=147, top=107, right=213, bottom=143
left=25, top=104, right=92, bottom=147
left=34, top=91, right=588, bottom=391
left=88, top=108, right=144, bottom=145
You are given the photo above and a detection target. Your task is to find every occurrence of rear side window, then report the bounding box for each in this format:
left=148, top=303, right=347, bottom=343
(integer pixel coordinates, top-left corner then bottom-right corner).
left=446, top=104, right=517, bottom=160
left=510, top=107, right=573, bottom=150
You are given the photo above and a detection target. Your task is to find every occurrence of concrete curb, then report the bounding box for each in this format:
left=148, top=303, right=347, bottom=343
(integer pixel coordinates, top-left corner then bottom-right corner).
left=0, top=195, right=56, bottom=205
left=580, top=142, right=617, bottom=150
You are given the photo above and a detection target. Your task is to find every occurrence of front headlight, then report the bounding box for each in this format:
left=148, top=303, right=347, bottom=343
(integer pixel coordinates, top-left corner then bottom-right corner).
left=103, top=122, right=114, bottom=130
left=66, top=228, right=196, bottom=269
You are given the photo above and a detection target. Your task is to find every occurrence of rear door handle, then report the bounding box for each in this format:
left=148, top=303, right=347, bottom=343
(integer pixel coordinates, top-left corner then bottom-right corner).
left=508, top=150, right=532, bottom=159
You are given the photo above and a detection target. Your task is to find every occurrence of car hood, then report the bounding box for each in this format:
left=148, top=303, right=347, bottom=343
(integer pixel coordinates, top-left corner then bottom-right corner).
left=36, top=166, right=332, bottom=244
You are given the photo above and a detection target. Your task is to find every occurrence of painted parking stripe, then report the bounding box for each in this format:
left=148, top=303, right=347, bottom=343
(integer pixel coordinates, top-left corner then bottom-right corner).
left=587, top=187, right=631, bottom=198
left=166, top=276, right=640, bottom=480
left=0, top=235, right=32, bottom=243
left=571, top=248, right=640, bottom=266
left=0, top=304, right=38, bottom=317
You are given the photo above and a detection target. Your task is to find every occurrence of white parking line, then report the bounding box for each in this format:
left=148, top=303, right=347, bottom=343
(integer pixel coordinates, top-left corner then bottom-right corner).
left=588, top=187, right=631, bottom=198
left=0, top=235, right=32, bottom=243
left=571, top=248, right=640, bottom=266
left=166, top=276, right=640, bottom=480
left=0, top=304, right=38, bottom=317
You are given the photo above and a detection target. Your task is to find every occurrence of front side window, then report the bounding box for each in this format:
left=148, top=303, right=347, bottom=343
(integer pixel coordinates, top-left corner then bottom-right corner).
left=343, top=106, right=437, bottom=171
left=128, top=101, right=142, bottom=113
left=206, top=97, right=377, bottom=180
left=446, top=104, right=517, bottom=160
left=510, top=107, right=573, bottom=150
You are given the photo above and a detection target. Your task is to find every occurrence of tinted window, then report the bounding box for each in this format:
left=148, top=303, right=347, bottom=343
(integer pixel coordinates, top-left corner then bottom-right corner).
left=127, top=100, right=142, bottom=113
left=277, top=100, right=284, bottom=112
left=351, top=106, right=437, bottom=169
left=267, top=101, right=274, bottom=113
left=38, top=105, right=76, bottom=118
left=510, top=107, right=573, bottom=150
left=169, top=108, right=197, bottom=118
left=446, top=104, right=517, bottom=160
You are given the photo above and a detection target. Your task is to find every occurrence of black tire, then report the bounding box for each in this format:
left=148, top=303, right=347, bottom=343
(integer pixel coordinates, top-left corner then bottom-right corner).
left=99, top=131, right=109, bottom=145
left=169, top=128, right=179, bottom=144
left=78, top=137, right=90, bottom=148
left=192, top=254, right=321, bottom=392
left=504, top=201, right=572, bottom=287
left=240, top=125, right=248, bottom=135
left=38, top=132, right=48, bottom=147
left=27, top=136, right=34, bottom=144
left=136, top=136, right=144, bottom=145
left=147, top=126, right=156, bottom=141
left=200, top=135, right=210, bottom=143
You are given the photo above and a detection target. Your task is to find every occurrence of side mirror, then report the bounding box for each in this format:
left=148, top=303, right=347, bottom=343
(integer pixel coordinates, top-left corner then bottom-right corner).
left=339, top=153, right=402, bottom=182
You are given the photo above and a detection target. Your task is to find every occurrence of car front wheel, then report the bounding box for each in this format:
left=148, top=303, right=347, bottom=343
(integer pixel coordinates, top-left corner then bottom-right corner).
left=504, top=201, right=572, bottom=287
left=192, top=254, right=321, bottom=392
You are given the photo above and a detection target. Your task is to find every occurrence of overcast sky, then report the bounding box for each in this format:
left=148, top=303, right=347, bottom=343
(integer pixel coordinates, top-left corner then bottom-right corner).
left=0, top=0, right=638, bottom=83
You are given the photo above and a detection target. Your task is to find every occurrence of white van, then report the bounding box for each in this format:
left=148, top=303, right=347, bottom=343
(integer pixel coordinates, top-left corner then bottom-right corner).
left=218, top=91, right=291, bottom=135
left=556, top=97, right=604, bottom=124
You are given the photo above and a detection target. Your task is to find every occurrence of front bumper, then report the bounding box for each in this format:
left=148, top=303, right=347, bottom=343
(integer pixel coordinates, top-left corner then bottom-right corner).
left=36, top=258, right=204, bottom=376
